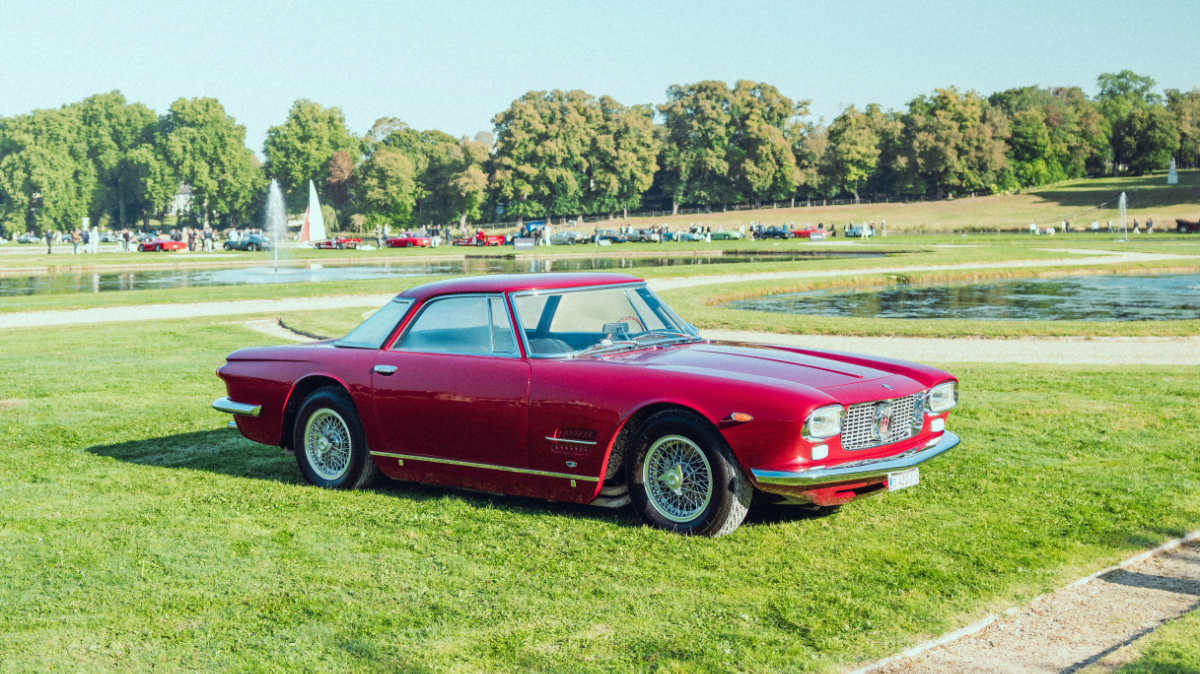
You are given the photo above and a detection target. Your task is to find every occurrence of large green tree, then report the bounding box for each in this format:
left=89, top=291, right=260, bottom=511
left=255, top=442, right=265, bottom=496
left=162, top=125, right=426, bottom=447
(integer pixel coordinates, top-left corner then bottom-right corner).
left=0, top=107, right=95, bottom=235
left=491, top=90, right=600, bottom=224
left=658, top=80, right=735, bottom=211
left=1112, top=105, right=1180, bottom=174
left=70, top=92, right=157, bottom=227
left=893, top=87, right=1010, bottom=197
left=159, top=97, right=262, bottom=225
left=263, top=99, right=359, bottom=209
left=1166, top=89, right=1200, bottom=168
left=727, top=81, right=803, bottom=206
left=586, top=97, right=659, bottom=218
left=353, top=146, right=417, bottom=227
left=825, top=105, right=881, bottom=200
left=1096, top=71, right=1162, bottom=173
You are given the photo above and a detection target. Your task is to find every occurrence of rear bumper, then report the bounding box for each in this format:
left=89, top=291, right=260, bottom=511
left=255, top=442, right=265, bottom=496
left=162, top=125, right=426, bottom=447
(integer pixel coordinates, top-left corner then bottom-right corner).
left=751, top=431, right=959, bottom=488
left=212, top=397, right=262, bottom=417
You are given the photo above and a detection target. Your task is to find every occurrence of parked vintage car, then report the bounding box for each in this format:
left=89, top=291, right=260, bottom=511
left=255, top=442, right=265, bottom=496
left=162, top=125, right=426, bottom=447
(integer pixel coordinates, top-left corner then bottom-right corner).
left=16, top=233, right=39, bottom=244
left=223, top=234, right=274, bottom=251
left=549, top=230, right=584, bottom=245
left=627, top=229, right=661, bottom=243
left=709, top=230, right=743, bottom=240
left=1177, top=218, right=1200, bottom=233
left=314, top=236, right=363, bottom=249
left=594, top=229, right=628, bottom=244
left=215, top=273, right=960, bottom=536
left=757, top=226, right=792, bottom=239
left=138, top=238, right=188, bottom=252
left=386, top=235, right=432, bottom=248
left=453, top=231, right=506, bottom=246
left=664, top=230, right=706, bottom=242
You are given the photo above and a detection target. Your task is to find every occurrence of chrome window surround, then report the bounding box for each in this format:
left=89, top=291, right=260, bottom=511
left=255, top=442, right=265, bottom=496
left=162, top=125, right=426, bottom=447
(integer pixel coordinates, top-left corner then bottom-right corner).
left=509, top=282, right=699, bottom=359
left=390, top=293, right=521, bottom=358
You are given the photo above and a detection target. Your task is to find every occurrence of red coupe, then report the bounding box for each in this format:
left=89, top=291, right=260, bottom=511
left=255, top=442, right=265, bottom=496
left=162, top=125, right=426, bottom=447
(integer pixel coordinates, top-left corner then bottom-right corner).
left=314, top=237, right=362, bottom=249
left=453, top=231, right=506, bottom=246
left=386, top=235, right=431, bottom=248
left=214, top=273, right=959, bottom=536
left=137, top=239, right=188, bottom=252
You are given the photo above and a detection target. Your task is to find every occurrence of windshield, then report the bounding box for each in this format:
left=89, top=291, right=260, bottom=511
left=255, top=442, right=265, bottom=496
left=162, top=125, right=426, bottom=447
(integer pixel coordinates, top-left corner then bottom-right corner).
left=511, top=284, right=698, bottom=357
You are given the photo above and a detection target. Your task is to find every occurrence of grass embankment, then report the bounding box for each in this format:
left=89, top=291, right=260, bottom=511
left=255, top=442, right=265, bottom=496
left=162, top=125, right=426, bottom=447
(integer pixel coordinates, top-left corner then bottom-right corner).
left=1111, top=609, right=1200, bottom=672
left=1, top=316, right=1198, bottom=670
left=615, top=170, right=1200, bottom=233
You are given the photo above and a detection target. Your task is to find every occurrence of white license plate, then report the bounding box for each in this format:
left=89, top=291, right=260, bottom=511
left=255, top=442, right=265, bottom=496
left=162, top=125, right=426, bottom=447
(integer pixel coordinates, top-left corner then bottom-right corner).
left=888, top=467, right=920, bottom=491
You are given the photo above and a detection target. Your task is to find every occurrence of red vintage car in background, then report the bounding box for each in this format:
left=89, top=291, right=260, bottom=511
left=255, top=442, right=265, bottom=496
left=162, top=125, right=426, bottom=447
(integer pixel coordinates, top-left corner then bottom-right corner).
left=314, top=236, right=363, bottom=249
left=215, top=273, right=959, bottom=536
left=791, top=225, right=826, bottom=240
left=137, top=238, right=188, bottom=252
left=453, top=230, right=506, bottom=246
left=386, top=235, right=431, bottom=248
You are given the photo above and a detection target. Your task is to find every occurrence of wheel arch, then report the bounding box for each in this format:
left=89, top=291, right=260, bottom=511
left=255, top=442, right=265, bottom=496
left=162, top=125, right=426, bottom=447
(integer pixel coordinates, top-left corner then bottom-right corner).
left=280, top=374, right=355, bottom=451
left=599, top=401, right=731, bottom=485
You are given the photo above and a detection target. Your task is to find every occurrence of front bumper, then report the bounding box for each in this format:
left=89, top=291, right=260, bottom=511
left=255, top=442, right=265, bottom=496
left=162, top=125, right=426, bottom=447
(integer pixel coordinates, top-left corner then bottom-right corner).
left=212, top=396, right=261, bottom=417
left=751, top=431, right=960, bottom=488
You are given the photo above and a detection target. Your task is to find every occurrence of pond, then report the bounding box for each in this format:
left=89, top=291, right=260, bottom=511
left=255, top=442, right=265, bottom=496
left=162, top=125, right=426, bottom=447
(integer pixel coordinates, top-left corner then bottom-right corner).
left=0, top=249, right=888, bottom=296
left=728, top=274, right=1200, bottom=321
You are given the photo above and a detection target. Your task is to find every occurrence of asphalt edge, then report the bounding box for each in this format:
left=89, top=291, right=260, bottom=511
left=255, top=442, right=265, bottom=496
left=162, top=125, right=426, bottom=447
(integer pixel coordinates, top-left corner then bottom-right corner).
left=848, top=529, right=1200, bottom=674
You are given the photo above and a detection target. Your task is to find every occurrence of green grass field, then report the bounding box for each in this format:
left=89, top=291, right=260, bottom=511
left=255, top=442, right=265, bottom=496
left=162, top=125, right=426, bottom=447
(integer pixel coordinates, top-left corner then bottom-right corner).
left=2, top=221, right=1199, bottom=670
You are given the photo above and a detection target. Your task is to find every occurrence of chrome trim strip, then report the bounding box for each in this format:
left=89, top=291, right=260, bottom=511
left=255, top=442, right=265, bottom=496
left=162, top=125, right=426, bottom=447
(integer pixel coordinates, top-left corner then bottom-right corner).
left=751, top=431, right=959, bottom=487
left=369, top=451, right=600, bottom=482
left=212, top=397, right=261, bottom=417
left=544, top=436, right=598, bottom=446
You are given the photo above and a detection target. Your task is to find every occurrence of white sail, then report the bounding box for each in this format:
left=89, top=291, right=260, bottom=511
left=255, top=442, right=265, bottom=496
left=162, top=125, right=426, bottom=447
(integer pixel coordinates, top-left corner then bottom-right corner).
left=300, top=180, right=326, bottom=242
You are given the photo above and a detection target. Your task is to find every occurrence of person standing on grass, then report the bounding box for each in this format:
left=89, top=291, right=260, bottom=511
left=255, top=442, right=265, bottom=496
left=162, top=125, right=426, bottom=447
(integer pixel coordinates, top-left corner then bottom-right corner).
left=45, top=230, right=53, bottom=254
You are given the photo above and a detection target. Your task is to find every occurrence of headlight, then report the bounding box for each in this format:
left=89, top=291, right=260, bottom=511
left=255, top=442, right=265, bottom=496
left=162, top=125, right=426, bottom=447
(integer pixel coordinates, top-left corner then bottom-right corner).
left=926, top=381, right=958, bottom=414
left=803, top=404, right=843, bottom=439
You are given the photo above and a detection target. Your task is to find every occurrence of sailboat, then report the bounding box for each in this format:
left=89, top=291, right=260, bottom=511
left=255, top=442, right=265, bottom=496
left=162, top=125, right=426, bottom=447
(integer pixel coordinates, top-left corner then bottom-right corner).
left=297, top=179, right=326, bottom=244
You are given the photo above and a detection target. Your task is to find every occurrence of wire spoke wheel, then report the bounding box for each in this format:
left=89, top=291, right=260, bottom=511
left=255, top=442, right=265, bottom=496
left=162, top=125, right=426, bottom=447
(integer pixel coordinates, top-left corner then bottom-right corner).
left=304, top=408, right=352, bottom=481
left=642, top=434, right=713, bottom=523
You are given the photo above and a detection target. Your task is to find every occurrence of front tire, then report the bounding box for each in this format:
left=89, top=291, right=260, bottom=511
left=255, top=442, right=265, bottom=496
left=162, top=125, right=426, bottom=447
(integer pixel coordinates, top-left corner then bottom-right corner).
left=293, top=387, right=380, bottom=489
left=628, top=410, right=752, bottom=536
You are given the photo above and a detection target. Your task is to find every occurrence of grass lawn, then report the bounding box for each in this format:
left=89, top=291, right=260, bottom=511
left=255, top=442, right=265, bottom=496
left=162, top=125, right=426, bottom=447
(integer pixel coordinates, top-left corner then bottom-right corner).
left=2, top=315, right=1199, bottom=671
left=1112, top=609, right=1200, bottom=673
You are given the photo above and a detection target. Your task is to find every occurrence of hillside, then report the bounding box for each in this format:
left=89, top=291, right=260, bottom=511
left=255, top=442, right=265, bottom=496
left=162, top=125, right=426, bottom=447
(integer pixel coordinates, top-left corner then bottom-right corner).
left=615, top=170, right=1200, bottom=234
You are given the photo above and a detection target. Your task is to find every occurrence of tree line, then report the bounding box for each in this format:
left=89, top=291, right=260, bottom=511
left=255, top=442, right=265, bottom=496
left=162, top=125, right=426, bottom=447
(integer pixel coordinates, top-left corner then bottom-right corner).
left=1, top=70, right=1196, bottom=235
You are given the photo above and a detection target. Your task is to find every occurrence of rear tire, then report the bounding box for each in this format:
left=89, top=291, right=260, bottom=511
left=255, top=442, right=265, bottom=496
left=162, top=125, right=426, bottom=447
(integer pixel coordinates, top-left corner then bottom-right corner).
left=293, top=387, right=380, bottom=489
left=627, top=410, right=752, bottom=536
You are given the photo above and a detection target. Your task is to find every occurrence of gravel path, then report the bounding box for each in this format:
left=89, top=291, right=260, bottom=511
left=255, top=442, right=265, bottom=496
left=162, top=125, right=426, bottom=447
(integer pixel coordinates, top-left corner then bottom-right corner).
left=865, top=540, right=1200, bottom=673
left=703, top=330, right=1200, bottom=365
left=0, top=294, right=396, bottom=330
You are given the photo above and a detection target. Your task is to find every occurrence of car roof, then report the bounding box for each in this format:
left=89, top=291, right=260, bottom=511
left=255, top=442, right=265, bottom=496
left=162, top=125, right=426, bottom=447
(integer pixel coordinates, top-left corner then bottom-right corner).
left=399, top=273, right=643, bottom=301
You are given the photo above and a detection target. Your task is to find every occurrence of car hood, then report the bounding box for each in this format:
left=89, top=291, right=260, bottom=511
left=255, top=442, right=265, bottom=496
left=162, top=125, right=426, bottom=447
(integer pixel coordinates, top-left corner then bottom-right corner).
left=601, top=340, right=923, bottom=397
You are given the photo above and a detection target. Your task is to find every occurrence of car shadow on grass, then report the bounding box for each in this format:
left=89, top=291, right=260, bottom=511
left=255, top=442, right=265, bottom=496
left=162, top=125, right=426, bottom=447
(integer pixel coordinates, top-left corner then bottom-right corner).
left=87, top=428, right=833, bottom=531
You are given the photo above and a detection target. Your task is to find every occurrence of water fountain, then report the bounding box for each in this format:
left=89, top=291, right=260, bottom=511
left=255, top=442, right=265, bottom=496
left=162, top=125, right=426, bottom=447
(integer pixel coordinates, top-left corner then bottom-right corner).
left=1118, top=191, right=1128, bottom=241
left=265, top=180, right=287, bottom=272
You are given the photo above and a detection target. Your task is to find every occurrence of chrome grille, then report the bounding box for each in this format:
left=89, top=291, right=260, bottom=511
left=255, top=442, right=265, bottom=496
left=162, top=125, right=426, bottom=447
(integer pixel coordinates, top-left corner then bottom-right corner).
left=841, top=393, right=921, bottom=451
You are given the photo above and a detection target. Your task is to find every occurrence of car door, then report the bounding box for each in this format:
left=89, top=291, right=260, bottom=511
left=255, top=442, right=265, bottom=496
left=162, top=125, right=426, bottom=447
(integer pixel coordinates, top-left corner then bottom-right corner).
left=371, top=294, right=530, bottom=470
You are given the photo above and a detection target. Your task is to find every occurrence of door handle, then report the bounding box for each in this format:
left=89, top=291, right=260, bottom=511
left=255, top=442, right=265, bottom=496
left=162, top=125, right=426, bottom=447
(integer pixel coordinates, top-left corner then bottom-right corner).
left=373, top=364, right=398, bottom=376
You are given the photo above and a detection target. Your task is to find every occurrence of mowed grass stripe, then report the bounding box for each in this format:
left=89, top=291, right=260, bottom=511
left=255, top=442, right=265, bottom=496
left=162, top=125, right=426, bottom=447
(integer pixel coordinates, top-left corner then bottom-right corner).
left=1, top=317, right=1198, bottom=670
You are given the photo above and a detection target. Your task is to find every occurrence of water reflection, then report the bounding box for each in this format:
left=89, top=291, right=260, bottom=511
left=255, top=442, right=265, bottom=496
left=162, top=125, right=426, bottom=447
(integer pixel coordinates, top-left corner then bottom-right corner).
left=0, top=250, right=885, bottom=297
left=729, top=274, right=1200, bottom=321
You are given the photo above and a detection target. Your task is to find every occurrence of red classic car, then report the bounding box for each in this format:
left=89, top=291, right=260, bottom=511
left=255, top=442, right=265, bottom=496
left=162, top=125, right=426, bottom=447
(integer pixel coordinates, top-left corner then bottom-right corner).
left=214, top=273, right=959, bottom=536
left=314, top=237, right=362, bottom=249
left=453, top=231, right=506, bottom=246
left=137, top=239, right=188, bottom=252
left=386, top=235, right=431, bottom=248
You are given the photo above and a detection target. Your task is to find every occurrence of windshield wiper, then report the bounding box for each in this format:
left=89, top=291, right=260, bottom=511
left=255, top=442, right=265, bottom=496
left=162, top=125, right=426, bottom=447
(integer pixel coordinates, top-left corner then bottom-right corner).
left=629, top=330, right=703, bottom=346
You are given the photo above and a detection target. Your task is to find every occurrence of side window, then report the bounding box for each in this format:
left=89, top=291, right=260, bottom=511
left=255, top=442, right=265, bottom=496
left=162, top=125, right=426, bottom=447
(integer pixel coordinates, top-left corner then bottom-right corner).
left=489, top=297, right=517, bottom=354
left=393, top=295, right=518, bottom=356
left=395, top=296, right=490, bottom=354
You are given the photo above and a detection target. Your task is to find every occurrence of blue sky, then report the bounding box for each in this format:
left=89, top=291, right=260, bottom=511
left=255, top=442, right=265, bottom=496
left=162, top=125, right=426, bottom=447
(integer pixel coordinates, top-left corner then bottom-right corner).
left=3, top=0, right=1198, bottom=154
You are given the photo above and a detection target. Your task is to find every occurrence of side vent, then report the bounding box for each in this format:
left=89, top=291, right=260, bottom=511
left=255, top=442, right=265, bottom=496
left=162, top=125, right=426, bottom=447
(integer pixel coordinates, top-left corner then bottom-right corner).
left=547, top=428, right=598, bottom=455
